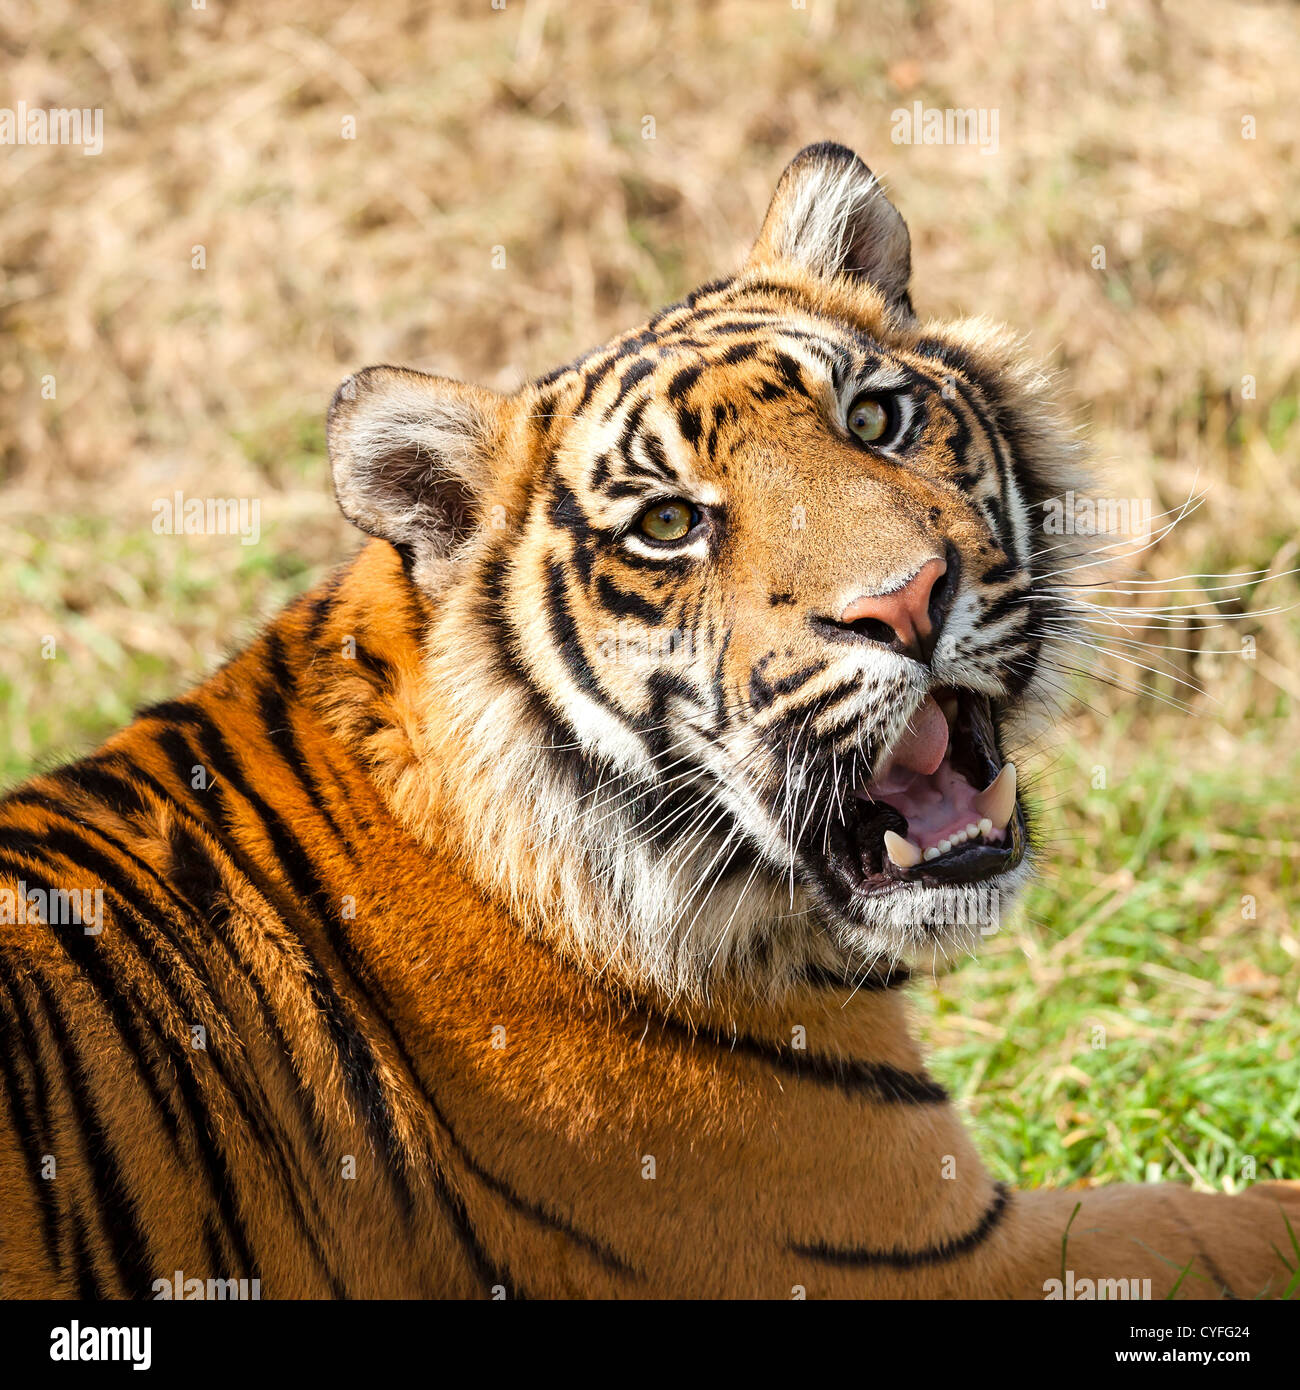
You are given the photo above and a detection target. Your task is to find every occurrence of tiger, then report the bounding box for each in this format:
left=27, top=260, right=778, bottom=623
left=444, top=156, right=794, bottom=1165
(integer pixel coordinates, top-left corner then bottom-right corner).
left=1, top=141, right=1295, bottom=1301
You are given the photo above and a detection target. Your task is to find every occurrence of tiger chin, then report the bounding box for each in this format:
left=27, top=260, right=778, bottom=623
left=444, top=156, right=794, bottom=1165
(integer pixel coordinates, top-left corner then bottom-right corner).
left=2, top=142, right=1296, bottom=1301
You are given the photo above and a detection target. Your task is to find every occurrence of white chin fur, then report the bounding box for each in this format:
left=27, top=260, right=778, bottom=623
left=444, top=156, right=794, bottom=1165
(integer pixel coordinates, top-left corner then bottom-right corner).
left=830, top=856, right=1034, bottom=964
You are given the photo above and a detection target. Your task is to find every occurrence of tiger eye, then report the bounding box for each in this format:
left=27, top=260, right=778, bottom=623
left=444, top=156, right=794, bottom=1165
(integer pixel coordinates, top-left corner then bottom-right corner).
left=847, top=396, right=889, bottom=443
left=639, top=500, right=695, bottom=542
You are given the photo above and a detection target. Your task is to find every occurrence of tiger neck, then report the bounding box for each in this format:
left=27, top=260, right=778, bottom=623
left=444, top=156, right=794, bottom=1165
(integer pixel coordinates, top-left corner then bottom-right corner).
left=291, top=542, right=910, bottom=1021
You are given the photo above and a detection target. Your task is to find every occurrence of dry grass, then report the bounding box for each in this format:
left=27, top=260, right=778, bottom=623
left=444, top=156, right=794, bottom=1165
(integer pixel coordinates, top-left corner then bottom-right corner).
left=2, top=0, right=1298, bottom=1185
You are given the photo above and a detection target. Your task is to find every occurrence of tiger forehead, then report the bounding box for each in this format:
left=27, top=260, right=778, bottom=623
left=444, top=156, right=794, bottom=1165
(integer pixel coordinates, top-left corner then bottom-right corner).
left=533, top=276, right=903, bottom=408
left=549, top=318, right=888, bottom=420
left=537, top=333, right=972, bottom=511
left=528, top=294, right=979, bottom=458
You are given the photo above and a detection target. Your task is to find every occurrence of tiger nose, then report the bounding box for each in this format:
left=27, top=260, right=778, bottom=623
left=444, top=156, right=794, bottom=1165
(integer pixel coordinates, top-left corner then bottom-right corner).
left=836, top=557, right=950, bottom=662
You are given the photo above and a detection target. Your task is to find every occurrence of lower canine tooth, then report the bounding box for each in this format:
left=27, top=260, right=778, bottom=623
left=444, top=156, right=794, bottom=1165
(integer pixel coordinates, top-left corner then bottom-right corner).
left=973, top=762, right=1017, bottom=831
left=883, top=830, right=923, bottom=869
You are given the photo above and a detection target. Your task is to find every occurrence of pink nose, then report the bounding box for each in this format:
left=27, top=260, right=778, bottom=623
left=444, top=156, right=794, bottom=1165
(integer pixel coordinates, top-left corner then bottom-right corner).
left=839, top=557, right=948, bottom=660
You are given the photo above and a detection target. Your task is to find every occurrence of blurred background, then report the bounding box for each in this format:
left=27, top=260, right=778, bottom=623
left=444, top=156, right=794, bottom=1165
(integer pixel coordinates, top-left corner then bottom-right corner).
left=2, top=0, right=1297, bottom=1198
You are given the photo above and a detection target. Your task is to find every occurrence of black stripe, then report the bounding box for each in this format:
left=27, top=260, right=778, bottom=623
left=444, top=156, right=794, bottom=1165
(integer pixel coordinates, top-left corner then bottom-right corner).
left=142, top=710, right=417, bottom=1217
left=721, top=340, right=760, bottom=365
left=49, top=758, right=151, bottom=823
left=758, top=673, right=865, bottom=742
left=685, top=274, right=734, bottom=307
left=21, top=962, right=156, bottom=1295
left=979, top=586, right=1032, bottom=630
left=452, top=1140, right=635, bottom=1277
left=544, top=558, right=609, bottom=706
left=303, top=567, right=346, bottom=644
left=771, top=350, right=811, bottom=400
left=802, top=961, right=911, bottom=992
left=69, top=1211, right=105, bottom=1299
left=615, top=396, right=649, bottom=464
left=911, top=346, right=1019, bottom=561
left=640, top=430, right=680, bottom=483
left=258, top=634, right=356, bottom=853
left=347, top=642, right=397, bottom=691
left=594, top=574, right=667, bottom=626
left=0, top=845, right=191, bottom=1147
left=610, top=356, right=655, bottom=410
left=790, top=1183, right=1010, bottom=1268
left=667, top=362, right=703, bottom=400
left=0, top=840, right=273, bottom=1284
left=0, top=957, right=63, bottom=1275
left=654, top=1013, right=947, bottom=1107
left=548, top=484, right=596, bottom=540
left=749, top=656, right=828, bottom=713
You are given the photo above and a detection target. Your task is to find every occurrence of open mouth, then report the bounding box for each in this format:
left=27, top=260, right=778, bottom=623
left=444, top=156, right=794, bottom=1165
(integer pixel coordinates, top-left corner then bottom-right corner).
left=807, top=687, right=1026, bottom=905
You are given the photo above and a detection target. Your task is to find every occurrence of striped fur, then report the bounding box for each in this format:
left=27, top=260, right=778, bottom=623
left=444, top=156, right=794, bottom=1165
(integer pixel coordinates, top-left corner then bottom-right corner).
left=2, top=144, right=1295, bottom=1299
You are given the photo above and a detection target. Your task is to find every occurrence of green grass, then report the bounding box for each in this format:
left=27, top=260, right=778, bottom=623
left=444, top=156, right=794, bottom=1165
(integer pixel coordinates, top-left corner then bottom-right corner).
left=919, top=724, right=1300, bottom=1194
left=0, top=512, right=342, bottom=786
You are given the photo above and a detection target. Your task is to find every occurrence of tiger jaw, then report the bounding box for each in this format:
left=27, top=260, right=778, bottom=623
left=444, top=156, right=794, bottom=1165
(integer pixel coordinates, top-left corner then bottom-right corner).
left=797, top=687, right=1028, bottom=921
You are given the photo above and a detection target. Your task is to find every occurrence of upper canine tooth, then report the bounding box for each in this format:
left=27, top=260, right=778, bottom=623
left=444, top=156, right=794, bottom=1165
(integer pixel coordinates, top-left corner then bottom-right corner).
left=973, top=762, right=1017, bottom=831
left=883, top=830, right=924, bottom=869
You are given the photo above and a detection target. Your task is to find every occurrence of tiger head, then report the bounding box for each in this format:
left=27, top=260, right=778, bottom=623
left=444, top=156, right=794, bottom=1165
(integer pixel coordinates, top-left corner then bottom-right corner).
left=327, top=143, right=1084, bottom=1000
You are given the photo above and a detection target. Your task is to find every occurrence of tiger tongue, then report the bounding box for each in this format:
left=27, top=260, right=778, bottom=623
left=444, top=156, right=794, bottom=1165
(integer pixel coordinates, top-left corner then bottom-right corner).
left=882, top=695, right=950, bottom=778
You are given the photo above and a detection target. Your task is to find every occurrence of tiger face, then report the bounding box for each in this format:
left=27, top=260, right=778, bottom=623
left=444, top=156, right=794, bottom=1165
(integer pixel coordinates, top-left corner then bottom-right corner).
left=328, top=143, right=1082, bottom=997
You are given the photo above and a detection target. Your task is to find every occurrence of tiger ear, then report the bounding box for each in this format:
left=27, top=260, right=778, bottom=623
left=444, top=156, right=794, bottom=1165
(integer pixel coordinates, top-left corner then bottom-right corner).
left=327, top=365, right=503, bottom=580
left=747, top=142, right=914, bottom=320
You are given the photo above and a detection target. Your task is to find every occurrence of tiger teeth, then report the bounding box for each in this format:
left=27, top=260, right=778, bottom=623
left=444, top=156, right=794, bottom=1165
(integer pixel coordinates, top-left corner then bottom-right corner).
left=889, top=816, right=1005, bottom=867
left=972, top=762, right=1017, bottom=831
left=883, top=830, right=923, bottom=869
left=884, top=768, right=1016, bottom=868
